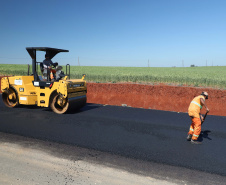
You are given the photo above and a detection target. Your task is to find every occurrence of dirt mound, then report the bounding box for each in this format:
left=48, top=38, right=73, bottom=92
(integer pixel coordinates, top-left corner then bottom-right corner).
left=87, top=83, right=226, bottom=117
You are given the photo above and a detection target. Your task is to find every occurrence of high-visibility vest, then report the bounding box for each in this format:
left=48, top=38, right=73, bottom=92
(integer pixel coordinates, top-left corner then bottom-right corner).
left=188, top=95, right=205, bottom=118
left=50, top=72, right=54, bottom=80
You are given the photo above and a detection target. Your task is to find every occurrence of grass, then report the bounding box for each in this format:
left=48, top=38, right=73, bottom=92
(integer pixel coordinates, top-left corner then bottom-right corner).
left=0, top=64, right=226, bottom=89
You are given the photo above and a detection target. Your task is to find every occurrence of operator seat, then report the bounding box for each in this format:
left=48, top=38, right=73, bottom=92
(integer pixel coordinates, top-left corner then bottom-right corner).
left=40, top=62, right=48, bottom=81
left=40, top=62, right=44, bottom=74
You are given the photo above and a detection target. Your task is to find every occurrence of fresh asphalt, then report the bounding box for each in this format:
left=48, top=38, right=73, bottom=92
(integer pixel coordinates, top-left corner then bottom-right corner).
left=0, top=94, right=226, bottom=183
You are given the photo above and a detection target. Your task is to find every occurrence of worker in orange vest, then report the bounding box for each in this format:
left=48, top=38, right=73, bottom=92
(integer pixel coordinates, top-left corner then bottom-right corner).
left=187, top=92, right=209, bottom=144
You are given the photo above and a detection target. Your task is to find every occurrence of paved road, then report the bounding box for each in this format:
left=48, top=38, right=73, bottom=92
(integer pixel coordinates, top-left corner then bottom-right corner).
left=1, top=132, right=180, bottom=185
left=0, top=94, right=226, bottom=184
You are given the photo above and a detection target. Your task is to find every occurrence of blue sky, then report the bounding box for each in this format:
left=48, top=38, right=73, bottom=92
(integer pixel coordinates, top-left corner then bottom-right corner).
left=0, top=0, right=226, bottom=67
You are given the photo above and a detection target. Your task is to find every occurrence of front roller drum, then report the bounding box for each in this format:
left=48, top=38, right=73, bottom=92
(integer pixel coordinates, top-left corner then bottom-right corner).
left=50, top=94, right=69, bottom=114
left=2, top=89, right=18, bottom=108
left=50, top=93, right=86, bottom=114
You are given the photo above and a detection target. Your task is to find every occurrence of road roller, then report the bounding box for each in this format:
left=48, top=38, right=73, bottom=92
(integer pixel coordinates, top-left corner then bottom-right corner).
left=1, top=47, right=87, bottom=114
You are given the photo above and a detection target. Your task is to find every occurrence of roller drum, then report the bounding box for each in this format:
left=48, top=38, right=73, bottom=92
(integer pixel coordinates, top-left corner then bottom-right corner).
left=50, top=93, right=86, bottom=114
left=68, top=95, right=87, bottom=112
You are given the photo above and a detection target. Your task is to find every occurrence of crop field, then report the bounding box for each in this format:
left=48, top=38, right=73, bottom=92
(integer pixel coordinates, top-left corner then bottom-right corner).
left=0, top=64, right=226, bottom=89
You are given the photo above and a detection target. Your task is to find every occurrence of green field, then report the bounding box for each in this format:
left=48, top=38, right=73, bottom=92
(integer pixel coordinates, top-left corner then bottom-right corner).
left=0, top=64, right=226, bottom=89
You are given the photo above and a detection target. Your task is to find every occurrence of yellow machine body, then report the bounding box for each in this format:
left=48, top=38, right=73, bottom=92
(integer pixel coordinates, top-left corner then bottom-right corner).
left=1, top=75, right=87, bottom=113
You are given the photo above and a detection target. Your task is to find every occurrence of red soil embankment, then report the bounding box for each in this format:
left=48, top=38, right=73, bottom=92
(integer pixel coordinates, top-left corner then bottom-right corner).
left=87, top=83, right=226, bottom=117
left=1, top=76, right=225, bottom=116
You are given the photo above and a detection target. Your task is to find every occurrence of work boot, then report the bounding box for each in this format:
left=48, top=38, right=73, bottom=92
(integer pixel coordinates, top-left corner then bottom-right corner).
left=186, top=134, right=192, bottom=141
left=191, top=139, right=202, bottom=144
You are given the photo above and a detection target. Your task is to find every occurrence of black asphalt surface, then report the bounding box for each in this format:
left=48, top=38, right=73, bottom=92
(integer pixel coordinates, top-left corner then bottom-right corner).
left=0, top=94, right=226, bottom=180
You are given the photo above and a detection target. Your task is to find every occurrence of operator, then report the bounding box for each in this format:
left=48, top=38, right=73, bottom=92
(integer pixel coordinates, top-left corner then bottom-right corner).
left=187, top=91, right=209, bottom=144
left=43, top=54, right=58, bottom=80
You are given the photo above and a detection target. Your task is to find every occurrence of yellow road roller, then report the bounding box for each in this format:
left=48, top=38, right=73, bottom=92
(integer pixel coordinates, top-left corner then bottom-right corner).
left=1, top=47, right=87, bottom=114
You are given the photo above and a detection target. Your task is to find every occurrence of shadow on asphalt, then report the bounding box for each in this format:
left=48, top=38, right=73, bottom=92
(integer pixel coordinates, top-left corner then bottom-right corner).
left=66, top=103, right=102, bottom=114
left=199, top=130, right=212, bottom=141
left=15, top=104, right=43, bottom=109
left=11, top=103, right=102, bottom=114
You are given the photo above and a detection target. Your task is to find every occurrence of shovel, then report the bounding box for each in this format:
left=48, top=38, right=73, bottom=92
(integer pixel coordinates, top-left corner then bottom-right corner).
left=201, top=112, right=208, bottom=125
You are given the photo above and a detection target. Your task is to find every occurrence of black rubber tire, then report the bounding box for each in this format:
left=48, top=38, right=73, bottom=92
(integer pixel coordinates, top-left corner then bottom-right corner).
left=50, top=94, right=69, bottom=114
left=2, top=89, right=18, bottom=108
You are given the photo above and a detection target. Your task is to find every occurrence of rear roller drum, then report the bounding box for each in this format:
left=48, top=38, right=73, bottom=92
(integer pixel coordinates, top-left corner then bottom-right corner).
left=2, top=89, right=18, bottom=108
left=50, top=94, right=69, bottom=114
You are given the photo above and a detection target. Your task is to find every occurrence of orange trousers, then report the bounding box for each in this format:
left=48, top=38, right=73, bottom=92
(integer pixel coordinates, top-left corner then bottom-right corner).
left=188, top=117, right=201, bottom=140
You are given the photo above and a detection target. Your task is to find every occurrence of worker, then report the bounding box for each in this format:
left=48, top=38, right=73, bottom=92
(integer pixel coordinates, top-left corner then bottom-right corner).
left=187, top=92, right=209, bottom=144
left=43, top=54, right=58, bottom=81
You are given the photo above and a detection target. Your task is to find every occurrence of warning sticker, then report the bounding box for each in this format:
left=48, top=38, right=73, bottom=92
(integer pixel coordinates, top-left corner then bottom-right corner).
left=34, top=82, right=39, bottom=86
left=20, top=97, right=27, bottom=101
left=14, top=79, right=22, bottom=85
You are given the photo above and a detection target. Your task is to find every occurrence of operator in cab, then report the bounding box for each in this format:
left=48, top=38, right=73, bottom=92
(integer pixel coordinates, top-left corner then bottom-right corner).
left=43, top=54, right=58, bottom=80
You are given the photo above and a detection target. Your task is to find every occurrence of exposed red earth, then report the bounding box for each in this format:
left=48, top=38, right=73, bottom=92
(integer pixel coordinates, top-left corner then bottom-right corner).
left=1, top=76, right=226, bottom=116
left=86, top=83, right=226, bottom=117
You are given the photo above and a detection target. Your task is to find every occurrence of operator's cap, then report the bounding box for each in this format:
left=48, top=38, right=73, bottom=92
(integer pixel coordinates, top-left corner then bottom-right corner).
left=201, top=91, right=208, bottom=99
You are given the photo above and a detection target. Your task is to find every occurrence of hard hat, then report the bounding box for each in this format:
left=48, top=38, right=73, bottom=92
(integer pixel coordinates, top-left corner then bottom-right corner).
left=201, top=91, right=208, bottom=99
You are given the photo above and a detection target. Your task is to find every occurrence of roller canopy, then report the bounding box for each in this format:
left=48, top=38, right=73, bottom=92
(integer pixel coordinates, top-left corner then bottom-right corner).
left=26, top=47, right=69, bottom=81
left=26, top=47, right=69, bottom=59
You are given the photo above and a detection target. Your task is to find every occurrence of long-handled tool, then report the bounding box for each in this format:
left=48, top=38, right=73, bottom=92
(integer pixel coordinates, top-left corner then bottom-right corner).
left=201, top=111, right=208, bottom=125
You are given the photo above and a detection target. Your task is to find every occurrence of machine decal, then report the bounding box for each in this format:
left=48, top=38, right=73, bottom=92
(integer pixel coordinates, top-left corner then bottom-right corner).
left=34, top=82, right=39, bottom=86
left=14, top=79, right=22, bottom=85
left=19, top=88, right=24, bottom=92
left=70, top=84, right=81, bottom=88
left=20, top=97, right=27, bottom=101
